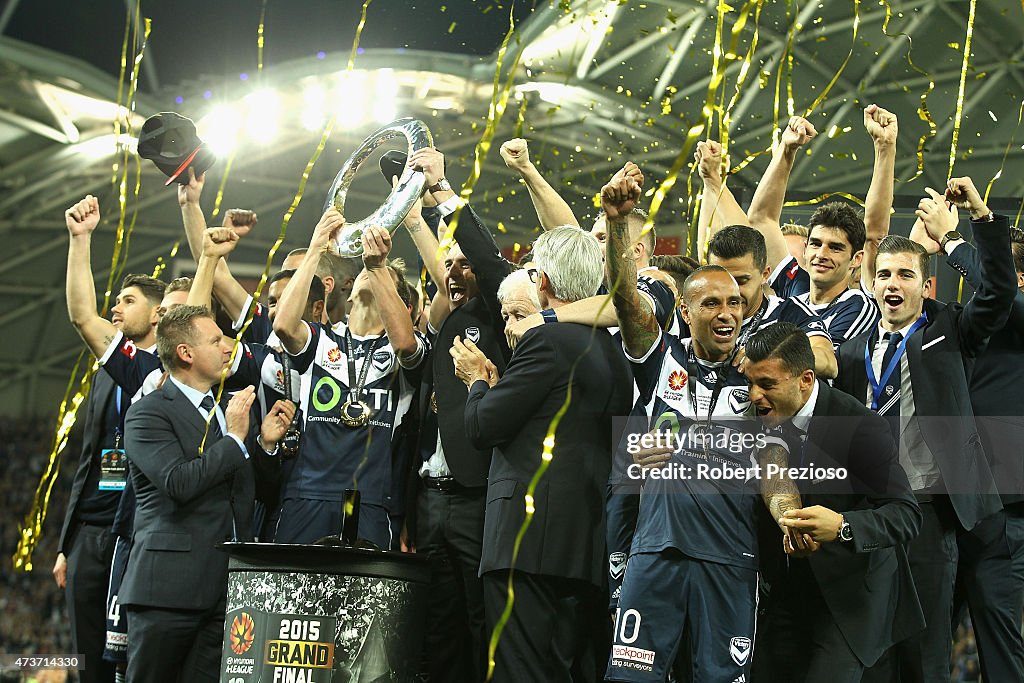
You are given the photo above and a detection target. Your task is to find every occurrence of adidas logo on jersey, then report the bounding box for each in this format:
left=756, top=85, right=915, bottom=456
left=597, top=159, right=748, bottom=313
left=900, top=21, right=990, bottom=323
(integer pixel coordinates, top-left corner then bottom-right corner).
left=732, top=675, right=746, bottom=683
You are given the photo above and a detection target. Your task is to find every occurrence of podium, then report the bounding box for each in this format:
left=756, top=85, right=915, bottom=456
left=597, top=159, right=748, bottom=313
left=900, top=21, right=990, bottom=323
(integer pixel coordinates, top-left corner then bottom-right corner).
left=217, top=543, right=429, bottom=683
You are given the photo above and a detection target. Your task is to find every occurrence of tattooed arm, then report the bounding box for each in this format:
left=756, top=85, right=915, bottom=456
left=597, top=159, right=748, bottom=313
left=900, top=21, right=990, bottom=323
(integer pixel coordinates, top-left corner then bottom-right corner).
left=758, top=442, right=820, bottom=556
left=604, top=163, right=660, bottom=359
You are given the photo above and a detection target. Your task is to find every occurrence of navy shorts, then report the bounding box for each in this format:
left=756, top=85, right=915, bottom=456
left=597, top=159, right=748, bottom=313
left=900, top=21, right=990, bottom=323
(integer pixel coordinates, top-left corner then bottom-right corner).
left=272, top=497, right=399, bottom=549
left=102, top=536, right=132, bottom=663
left=606, top=548, right=757, bottom=682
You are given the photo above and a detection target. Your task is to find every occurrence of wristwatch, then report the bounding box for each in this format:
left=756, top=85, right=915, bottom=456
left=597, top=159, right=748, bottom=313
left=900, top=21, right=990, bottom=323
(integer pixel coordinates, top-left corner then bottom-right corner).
left=430, top=178, right=452, bottom=193
left=540, top=308, right=558, bottom=324
left=838, top=517, right=853, bottom=543
left=939, top=230, right=963, bottom=252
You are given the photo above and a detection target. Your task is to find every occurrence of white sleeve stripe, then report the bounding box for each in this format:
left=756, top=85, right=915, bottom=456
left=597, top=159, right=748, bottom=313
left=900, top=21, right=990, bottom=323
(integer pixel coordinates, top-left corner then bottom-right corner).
left=232, top=295, right=255, bottom=332
left=624, top=329, right=663, bottom=364
left=768, top=257, right=792, bottom=285
left=98, top=332, right=125, bottom=365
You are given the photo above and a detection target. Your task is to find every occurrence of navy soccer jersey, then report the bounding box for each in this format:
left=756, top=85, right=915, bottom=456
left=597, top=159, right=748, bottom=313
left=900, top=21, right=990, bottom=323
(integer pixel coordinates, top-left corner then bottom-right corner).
left=740, top=294, right=832, bottom=346
left=627, top=333, right=760, bottom=569
left=769, top=255, right=811, bottom=299
left=796, top=287, right=880, bottom=351
left=286, top=321, right=426, bottom=504
left=232, top=295, right=274, bottom=345
left=99, top=333, right=164, bottom=402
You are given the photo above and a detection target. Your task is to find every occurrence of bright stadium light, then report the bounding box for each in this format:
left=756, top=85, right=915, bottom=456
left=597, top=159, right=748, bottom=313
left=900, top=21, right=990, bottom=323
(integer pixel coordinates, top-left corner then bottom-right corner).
left=373, top=69, right=398, bottom=123
left=336, top=70, right=369, bottom=128
left=244, top=89, right=280, bottom=143
left=301, top=85, right=328, bottom=131
left=197, top=106, right=239, bottom=156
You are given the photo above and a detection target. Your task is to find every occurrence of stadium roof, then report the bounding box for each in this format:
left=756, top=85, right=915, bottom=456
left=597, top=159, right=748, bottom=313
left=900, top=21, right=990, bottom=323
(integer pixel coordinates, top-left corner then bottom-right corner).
left=1, top=0, right=1022, bottom=416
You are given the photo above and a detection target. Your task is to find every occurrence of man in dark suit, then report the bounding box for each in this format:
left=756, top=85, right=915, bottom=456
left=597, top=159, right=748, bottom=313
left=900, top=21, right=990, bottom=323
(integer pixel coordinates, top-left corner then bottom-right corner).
left=121, top=305, right=294, bottom=683
left=743, top=322, right=923, bottom=682
left=834, top=189, right=1016, bottom=682
left=60, top=194, right=176, bottom=682
left=911, top=177, right=1024, bottom=681
left=452, top=225, right=632, bottom=683
left=397, top=147, right=517, bottom=682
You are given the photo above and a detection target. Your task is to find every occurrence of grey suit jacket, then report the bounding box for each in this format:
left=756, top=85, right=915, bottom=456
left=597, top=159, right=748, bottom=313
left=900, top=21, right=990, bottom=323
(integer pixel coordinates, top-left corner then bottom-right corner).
left=119, top=379, right=253, bottom=610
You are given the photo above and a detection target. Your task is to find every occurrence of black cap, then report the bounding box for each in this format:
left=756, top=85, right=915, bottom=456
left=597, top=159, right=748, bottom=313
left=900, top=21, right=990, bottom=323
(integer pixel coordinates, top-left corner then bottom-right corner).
left=137, top=112, right=217, bottom=185
left=379, top=149, right=407, bottom=186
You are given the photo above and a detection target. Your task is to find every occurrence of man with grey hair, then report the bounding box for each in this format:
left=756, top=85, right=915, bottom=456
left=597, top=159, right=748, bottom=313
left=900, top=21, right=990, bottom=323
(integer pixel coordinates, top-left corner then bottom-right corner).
left=497, top=268, right=541, bottom=339
left=452, top=225, right=632, bottom=682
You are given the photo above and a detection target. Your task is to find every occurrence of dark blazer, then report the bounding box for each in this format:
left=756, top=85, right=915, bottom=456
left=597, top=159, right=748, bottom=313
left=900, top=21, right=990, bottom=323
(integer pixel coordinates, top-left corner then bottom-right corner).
left=418, top=204, right=515, bottom=487
left=120, top=379, right=254, bottom=611
left=58, top=369, right=118, bottom=554
left=465, top=323, right=632, bottom=587
left=763, top=381, right=925, bottom=667
left=946, top=238, right=1024, bottom=506
left=834, top=215, right=1016, bottom=531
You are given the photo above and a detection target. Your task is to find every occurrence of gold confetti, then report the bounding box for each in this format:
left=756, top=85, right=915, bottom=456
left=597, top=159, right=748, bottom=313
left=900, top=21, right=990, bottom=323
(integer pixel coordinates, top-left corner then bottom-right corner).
left=948, top=0, right=977, bottom=180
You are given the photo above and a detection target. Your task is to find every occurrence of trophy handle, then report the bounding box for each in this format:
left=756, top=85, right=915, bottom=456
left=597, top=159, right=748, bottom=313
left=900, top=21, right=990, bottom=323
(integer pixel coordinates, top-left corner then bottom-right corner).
left=324, top=118, right=434, bottom=257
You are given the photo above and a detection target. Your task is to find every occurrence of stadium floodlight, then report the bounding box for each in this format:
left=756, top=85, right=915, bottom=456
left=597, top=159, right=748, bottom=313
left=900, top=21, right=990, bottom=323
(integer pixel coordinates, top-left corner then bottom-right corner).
left=336, top=70, right=369, bottom=128
left=373, top=69, right=398, bottom=123
left=245, top=89, right=280, bottom=143
left=197, top=106, right=239, bottom=156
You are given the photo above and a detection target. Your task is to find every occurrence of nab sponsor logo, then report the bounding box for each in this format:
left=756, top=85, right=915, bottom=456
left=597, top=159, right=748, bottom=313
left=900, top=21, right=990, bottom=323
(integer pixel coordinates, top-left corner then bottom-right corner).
left=120, top=339, right=138, bottom=360
left=730, top=636, right=752, bottom=666
left=608, top=552, right=627, bottom=580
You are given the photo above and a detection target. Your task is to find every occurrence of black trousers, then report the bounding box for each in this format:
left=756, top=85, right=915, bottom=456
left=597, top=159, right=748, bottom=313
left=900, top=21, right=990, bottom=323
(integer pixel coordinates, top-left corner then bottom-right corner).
left=753, top=557, right=864, bottom=683
left=65, top=522, right=117, bottom=683
left=483, top=569, right=608, bottom=683
left=415, top=485, right=487, bottom=683
left=954, top=507, right=1024, bottom=682
left=125, top=599, right=225, bottom=683
left=862, top=498, right=958, bottom=683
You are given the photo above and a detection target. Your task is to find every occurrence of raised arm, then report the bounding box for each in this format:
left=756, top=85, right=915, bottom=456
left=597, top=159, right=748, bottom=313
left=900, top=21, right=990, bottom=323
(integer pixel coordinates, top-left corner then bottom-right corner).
left=499, top=138, right=579, bottom=229
left=177, top=169, right=252, bottom=320
left=187, top=227, right=241, bottom=311
left=361, top=227, right=419, bottom=361
left=941, top=176, right=1016, bottom=350
left=860, top=105, right=898, bottom=286
left=272, top=209, right=345, bottom=354
left=605, top=164, right=660, bottom=358
left=746, top=117, right=817, bottom=271
left=696, top=140, right=751, bottom=259
left=65, top=195, right=121, bottom=358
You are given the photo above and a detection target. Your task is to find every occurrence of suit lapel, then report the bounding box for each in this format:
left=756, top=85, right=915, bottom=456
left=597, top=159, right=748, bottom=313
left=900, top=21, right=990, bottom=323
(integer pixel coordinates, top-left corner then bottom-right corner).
left=161, top=379, right=219, bottom=443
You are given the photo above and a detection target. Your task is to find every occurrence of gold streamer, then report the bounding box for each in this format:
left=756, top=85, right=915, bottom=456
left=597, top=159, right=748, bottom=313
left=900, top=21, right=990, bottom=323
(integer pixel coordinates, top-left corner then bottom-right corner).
left=801, top=0, right=859, bottom=118
left=784, top=191, right=866, bottom=208
left=152, top=241, right=181, bottom=279
left=948, top=0, right=977, bottom=179
left=12, top=355, right=95, bottom=571
left=437, top=7, right=523, bottom=254
left=210, top=152, right=237, bottom=219
left=982, top=98, right=1024, bottom=203
left=14, top=6, right=152, bottom=571
left=879, top=0, right=936, bottom=182
left=110, top=6, right=132, bottom=185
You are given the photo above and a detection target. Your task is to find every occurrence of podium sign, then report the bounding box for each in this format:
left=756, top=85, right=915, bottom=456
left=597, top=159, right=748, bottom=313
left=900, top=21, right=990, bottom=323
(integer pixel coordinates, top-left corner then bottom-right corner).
left=219, top=543, right=429, bottom=683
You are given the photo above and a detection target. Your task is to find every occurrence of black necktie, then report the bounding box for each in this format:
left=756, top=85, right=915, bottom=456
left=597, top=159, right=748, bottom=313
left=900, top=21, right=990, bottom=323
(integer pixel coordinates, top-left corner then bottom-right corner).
left=199, top=395, right=223, bottom=440
left=877, top=332, right=903, bottom=442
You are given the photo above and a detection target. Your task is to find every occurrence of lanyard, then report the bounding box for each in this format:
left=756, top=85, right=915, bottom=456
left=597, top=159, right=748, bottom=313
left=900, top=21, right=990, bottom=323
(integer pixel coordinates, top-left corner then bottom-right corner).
left=864, top=314, right=927, bottom=410
left=344, top=328, right=385, bottom=403
left=686, top=344, right=727, bottom=432
left=113, top=387, right=123, bottom=449
left=737, top=297, right=770, bottom=350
